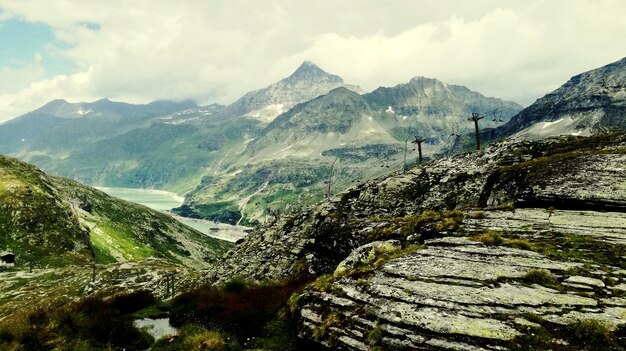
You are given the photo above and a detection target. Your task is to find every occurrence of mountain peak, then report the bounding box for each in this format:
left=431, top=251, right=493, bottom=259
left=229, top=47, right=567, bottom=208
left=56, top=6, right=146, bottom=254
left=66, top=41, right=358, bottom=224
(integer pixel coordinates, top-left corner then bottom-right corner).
left=287, top=61, right=342, bottom=82
left=408, top=76, right=443, bottom=86
left=25, top=99, right=70, bottom=116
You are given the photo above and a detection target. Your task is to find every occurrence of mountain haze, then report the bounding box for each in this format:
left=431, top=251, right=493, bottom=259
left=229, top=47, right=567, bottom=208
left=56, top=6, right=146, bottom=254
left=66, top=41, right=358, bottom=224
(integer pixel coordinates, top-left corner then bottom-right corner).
left=0, top=62, right=522, bottom=224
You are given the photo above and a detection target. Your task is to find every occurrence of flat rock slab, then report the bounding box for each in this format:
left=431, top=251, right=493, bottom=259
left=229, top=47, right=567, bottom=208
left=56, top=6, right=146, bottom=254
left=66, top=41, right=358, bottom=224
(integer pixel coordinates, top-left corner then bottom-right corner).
left=297, top=237, right=625, bottom=350
left=463, top=209, right=626, bottom=245
left=564, top=275, right=605, bottom=288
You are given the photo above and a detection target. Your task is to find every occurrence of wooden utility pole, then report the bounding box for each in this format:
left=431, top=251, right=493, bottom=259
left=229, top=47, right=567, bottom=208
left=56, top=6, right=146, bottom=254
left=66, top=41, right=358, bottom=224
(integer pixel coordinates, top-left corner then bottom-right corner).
left=412, top=136, right=426, bottom=164
left=468, top=113, right=484, bottom=150
left=327, top=157, right=339, bottom=198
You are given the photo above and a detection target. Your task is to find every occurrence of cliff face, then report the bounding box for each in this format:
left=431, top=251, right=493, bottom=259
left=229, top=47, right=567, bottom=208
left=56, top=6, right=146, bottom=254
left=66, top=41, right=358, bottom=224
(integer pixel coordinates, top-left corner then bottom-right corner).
left=211, top=132, right=626, bottom=350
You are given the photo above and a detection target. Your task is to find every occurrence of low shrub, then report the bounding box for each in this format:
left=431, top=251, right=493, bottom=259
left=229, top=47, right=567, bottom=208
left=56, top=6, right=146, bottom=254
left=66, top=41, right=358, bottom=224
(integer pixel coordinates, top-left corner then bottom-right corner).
left=468, top=211, right=487, bottom=219
left=152, top=324, right=241, bottom=351
left=474, top=230, right=505, bottom=246
left=0, top=290, right=156, bottom=351
left=498, top=202, right=515, bottom=211
left=472, top=231, right=533, bottom=250
left=522, top=269, right=557, bottom=286
left=570, top=319, right=617, bottom=350
left=505, top=238, right=532, bottom=250
left=169, top=276, right=310, bottom=342
left=367, top=323, right=383, bottom=346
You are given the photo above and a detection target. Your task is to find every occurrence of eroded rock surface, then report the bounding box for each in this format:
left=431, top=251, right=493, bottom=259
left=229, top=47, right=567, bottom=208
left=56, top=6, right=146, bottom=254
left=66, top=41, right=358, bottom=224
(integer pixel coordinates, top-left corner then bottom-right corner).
left=297, top=236, right=625, bottom=350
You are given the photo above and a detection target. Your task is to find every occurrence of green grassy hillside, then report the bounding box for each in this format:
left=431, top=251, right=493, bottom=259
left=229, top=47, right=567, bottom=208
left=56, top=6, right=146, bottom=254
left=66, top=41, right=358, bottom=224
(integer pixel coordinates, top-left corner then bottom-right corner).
left=0, top=155, right=230, bottom=268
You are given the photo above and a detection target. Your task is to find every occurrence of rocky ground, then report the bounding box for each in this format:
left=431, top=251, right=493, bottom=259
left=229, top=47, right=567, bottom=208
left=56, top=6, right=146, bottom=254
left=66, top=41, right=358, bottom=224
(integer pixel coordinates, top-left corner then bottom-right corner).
left=0, top=258, right=207, bottom=322
left=210, top=132, right=626, bottom=350
left=296, top=209, right=626, bottom=350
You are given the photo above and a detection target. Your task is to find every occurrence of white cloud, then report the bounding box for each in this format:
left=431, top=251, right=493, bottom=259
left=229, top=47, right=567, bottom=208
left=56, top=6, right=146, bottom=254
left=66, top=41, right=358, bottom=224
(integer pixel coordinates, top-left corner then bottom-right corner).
left=0, top=55, right=45, bottom=94
left=0, top=0, right=625, bottom=121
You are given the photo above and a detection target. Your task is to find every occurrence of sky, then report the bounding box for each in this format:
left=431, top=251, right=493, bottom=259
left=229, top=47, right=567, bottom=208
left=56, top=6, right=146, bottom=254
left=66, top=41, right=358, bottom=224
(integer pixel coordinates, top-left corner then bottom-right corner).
left=0, top=0, right=625, bottom=122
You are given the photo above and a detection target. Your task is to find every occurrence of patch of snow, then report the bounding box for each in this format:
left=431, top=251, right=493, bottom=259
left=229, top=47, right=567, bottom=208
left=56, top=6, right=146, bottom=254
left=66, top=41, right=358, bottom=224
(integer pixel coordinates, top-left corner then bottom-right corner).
left=541, top=118, right=565, bottom=129
left=244, top=103, right=286, bottom=122
left=386, top=106, right=395, bottom=113
left=134, top=318, right=177, bottom=340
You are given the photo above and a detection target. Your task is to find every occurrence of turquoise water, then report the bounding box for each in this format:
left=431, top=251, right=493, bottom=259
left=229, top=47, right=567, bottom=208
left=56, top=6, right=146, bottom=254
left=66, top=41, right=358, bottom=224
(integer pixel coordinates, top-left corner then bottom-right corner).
left=98, top=187, right=247, bottom=242
left=97, top=187, right=182, bottom=212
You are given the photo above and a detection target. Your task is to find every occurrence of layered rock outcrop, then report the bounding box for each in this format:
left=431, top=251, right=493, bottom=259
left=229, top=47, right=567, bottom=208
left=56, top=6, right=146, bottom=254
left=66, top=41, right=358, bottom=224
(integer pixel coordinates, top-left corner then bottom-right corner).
left=296, top=210, right=626, bottom=350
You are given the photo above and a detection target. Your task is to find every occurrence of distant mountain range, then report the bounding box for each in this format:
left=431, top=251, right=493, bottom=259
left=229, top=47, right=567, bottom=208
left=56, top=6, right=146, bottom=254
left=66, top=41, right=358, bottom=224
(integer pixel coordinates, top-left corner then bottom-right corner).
left=4, top=56, right=625, bottom=225
left=173, top=66, right=521, bottom=224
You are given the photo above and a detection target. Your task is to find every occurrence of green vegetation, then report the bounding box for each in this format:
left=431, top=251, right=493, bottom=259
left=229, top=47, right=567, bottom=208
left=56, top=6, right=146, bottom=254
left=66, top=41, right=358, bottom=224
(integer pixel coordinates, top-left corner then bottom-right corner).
left=168, top=275, right=317, bottom=350
left=471, top=230, right=532, bottom=250
left=152, top=325, right=241, bottom=351
left=0, top=272, right=326, bottom=351
left=54, top=176, right=231, bottom=267
left=533, top=232, right=626, bottom=269
left=90, top=219, right=156, bottom=263
left=473, top=230, right=505, bottom=246
left=522, top=269, right=558, bottom=286
left=468, top=210, right=487, bottom=219
left=570, top=319, right=620, bottom=350
left=312, top=313, right=341, bottom=340
left=333, top=244, right=423, bottom=279
left=0, top=291, right=156, bottom=351
left=510, top=314, right=625, bottom=351
left=400, top=210, right=465, bottom=238
left=321, top=144, right=401, bottom=162
left=0, top=156, right=93, bottom=266
left=0, top=155, right=230, bottom=269
left=309, top=274, right=336, bottom=292
left=173, top=201, right=242, bottom=224
left=367, top=322, right=383, bottom=347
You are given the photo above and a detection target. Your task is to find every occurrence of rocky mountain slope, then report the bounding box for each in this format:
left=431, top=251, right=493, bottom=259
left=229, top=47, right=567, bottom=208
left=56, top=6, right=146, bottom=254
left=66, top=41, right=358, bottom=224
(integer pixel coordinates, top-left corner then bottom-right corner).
left=214, top=61, right=363, bottom=123
left=482, top=55, right=626, bottom=141
left=179, top=75, right=521, bottom=224
left=0, top=155, right=230, bottom=268
left=210, top=132, right=626, bottom=349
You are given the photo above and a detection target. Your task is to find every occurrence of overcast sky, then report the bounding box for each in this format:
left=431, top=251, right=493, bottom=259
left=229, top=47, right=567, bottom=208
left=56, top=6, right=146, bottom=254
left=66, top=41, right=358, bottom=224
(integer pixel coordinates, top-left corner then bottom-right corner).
left=0, top=0, right=625, bottom=121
